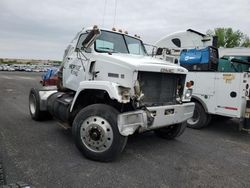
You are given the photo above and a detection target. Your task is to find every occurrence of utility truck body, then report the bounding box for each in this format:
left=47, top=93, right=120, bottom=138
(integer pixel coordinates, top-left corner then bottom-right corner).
left=185, top=71, right=250, bottom=129
left=155, top=29, right=250, bottom=131
left=29, top=26, right=194, bottom=161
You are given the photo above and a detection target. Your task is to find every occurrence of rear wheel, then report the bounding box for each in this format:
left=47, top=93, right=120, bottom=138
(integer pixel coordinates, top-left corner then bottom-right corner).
left=154, top=122, right=187, bottom=139
left=72, top=104, right=128, bottom=162
left=29, top=88, right=51, bottom=121
left=187, top=102, right=211, bottom=129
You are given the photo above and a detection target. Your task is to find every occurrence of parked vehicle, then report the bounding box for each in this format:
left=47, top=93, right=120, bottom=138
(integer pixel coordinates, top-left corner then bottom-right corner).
left=7, top=67, right=15, bottom=71
left=155, top=29, right=250, bottom=131
left=28, top=26, right=194, bottom=161
left=40, top=68, right=59, bottom=86
left=25, top=68, right=32, bottom=72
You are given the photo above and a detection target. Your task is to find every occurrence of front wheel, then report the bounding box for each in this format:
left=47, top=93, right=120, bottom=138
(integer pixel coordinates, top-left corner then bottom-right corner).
left=72, top=104, right=128, bottom=162
left=154, top=122, right=187, bottom=139
left=187, top=102, right=211, bottom=129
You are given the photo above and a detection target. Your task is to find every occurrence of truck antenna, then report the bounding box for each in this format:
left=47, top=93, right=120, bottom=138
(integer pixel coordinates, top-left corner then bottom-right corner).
left=113, top=0, right=118, bottom=27
left=102, top=0, right=108, bottom=27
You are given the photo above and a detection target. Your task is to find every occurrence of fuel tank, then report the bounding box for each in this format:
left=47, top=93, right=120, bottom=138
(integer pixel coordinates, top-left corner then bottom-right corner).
left=47, top=92, right=74, bottom=124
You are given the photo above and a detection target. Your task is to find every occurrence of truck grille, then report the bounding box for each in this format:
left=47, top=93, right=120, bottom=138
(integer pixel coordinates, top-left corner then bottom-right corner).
left=138, top=71, right=185, bottom=106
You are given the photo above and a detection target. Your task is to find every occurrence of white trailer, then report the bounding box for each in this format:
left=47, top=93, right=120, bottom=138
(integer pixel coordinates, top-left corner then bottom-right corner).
left=155, top=29, right=250, bottom=131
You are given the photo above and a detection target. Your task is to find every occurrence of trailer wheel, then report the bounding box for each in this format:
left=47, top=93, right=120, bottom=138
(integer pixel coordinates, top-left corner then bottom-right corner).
left=187, top=102, right=211, bottom=129
left=72, top=104, right=128, bottom=162
left=0, top=161, right=6, bottom=186
left=154, top=122, right=187, bottom=139
left=29, top=88, right=50, bottom=121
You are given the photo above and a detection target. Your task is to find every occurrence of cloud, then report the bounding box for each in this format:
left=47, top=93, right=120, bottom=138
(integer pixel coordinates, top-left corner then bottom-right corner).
left=0, top=0, right=249, bottom=59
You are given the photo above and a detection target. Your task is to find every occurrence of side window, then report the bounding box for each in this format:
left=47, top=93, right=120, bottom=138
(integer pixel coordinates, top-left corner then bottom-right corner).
left=96, top=40, right=114, bottom=51
left=76, top=33, right=88, bottom=50
left=124, top=36, right=146, bottom=55
left=172, top=38, right=181, bottom=48
left=63, top=44, right=73, bottom=60
left=127, top=43, right=140, bottom=54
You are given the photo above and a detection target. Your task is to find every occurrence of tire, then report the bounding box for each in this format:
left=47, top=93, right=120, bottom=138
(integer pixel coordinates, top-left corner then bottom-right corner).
left=72, top=104, right=128, bottom=162
left=187, top=102, right=211, bottom=129
left=0, top=161, right=5, bottom=186
left=154, top=122, right=187, bottom=140
left=29, top=88, right=51, bottom=121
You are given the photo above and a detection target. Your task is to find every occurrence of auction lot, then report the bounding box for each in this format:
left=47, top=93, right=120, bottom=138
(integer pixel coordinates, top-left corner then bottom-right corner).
left=0, top=71, right=250, bottom=188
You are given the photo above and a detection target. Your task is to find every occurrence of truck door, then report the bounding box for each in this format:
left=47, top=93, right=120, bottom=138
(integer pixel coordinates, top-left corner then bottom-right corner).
left=214, top=73, right=242, bottom=117
left=63, top=33, right=90, bottom=91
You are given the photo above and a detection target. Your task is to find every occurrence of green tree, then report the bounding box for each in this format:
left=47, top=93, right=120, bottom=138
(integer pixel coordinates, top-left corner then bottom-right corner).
left=241, top=35, right=250, bottom=47
left=206, top=28, right=250, bottom=48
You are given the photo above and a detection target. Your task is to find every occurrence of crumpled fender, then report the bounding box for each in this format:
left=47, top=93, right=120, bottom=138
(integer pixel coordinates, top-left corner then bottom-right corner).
left=70, top=81, right=126, bottom=112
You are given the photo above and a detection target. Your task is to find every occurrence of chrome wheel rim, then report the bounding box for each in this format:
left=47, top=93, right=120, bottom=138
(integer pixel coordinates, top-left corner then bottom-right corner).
left=80, top=116, right=113, bottom=153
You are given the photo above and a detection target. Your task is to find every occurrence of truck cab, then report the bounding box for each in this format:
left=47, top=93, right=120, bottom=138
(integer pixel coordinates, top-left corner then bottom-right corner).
left=29, top=26, right=195, bottom=161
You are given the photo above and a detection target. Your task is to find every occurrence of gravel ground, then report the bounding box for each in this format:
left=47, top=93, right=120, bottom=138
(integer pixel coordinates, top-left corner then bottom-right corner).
left=0, top=71, right=250, bottom=188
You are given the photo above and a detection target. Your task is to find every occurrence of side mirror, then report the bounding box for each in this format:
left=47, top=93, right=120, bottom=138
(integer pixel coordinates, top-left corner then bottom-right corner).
left=82, top=26, right=101, bottom=49
left=84, top=48, right=92, bottom=53
left=174, top=58, right=178, bottom=64
left=156, top=48, right=163, bottom=55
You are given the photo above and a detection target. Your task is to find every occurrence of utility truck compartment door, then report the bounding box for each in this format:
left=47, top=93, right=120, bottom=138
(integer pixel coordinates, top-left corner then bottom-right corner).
left=188, top=72, right=250, bottom=118
left=214, top=73, right=249, bottom=117
left=186, top=72, right=216, bottom=96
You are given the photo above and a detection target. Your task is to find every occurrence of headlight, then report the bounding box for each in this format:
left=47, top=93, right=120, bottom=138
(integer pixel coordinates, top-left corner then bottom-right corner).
left=134, top=80, right=141, bottom=96
left=118, top=86, right=131, bottom=102
left=185, top=89, right=192, bottom=98
left=183, top=88, right=193, bottom=101
left=134, top=80, right=144, bottom=101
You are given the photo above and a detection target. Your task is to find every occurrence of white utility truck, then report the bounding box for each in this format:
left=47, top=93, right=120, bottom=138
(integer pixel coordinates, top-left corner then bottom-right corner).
left=155, top=29, right=250, bottom=131
left=28, top=26, right=194, bottom=161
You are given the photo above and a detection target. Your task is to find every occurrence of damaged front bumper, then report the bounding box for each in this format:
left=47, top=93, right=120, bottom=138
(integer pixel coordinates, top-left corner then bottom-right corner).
left=117, top=102, right=195, bottom=136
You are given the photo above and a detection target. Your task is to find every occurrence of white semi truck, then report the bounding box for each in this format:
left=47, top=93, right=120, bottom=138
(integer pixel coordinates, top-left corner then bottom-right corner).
left=29, top=26, right=195, bottom=161
left=155, top=29, right=250, bottom=131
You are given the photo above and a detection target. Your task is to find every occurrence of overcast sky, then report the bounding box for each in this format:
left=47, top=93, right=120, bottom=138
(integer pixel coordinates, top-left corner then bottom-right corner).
left=0, top=0, right=249, bottom=60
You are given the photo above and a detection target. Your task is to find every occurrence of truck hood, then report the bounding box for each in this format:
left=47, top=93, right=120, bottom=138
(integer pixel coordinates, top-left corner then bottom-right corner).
left=95, top=53, right=187, bottom=74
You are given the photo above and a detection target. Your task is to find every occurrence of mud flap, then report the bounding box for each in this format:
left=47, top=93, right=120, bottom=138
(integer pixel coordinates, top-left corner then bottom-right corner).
left=243, top=117, right=250, bottom=130
left=242, top=100, right=250, bottom=131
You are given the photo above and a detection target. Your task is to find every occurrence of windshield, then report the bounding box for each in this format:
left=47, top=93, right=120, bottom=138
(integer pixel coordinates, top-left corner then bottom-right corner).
left=95, top=30, right=147, bottom=55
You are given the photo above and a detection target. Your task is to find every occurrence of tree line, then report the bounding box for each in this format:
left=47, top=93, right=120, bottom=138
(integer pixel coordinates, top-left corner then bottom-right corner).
left=207, top=28, right=250, bottom=48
